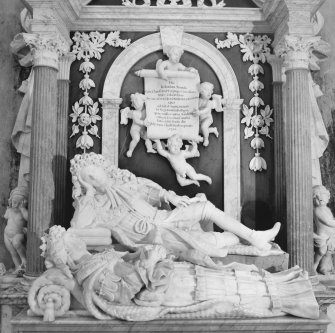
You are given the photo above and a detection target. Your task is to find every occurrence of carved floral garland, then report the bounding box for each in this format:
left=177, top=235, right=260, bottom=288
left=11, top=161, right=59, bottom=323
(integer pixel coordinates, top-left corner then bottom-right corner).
left=70, top=31, right=131, bottom=152
left=215, top=33, right=273, bottom=172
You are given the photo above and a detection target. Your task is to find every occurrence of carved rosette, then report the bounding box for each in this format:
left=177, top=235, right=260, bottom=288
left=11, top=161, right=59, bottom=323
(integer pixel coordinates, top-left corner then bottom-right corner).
left=23, top=33, right=68, bottom=70
left=70, top=31, right=131, bottom=152
left=215, top=33, right=273, bottom=172
left=275, top=36, right=321, bottom=71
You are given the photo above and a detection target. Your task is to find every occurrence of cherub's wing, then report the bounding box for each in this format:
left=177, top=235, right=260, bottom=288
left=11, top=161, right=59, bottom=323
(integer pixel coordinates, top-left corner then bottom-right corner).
left=120, top=107, right=131, bottom=125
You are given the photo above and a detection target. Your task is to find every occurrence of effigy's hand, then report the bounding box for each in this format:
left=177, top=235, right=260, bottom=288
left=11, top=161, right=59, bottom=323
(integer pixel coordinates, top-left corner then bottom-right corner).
left=169, top=193, right=191, bottom=207
left=77, top=174, right=96, bottom=196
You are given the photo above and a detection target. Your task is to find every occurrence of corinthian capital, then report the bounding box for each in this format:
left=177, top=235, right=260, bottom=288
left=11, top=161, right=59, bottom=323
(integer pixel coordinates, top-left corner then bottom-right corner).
left=23, top=33, right=69, bottom=70
left=275, top=35, right=321, bottom=71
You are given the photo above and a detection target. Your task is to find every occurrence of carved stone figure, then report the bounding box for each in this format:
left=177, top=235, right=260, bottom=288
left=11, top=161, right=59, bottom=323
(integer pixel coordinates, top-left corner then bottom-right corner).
left=10, top=33, right=34, bottom=188
left=156, top=45, right=197, bottom=81
left=120, top=93, right=155, bottom=157
left=69, top=153, right=280, bottom=266
left=313, top=185, right=335, bottom=274
left=3, top=186, right=28, bottom=274
left=155, top=135, right=211, bottom=187
left=29, top=225, right=319, bottom=322
left=193, top=82, right=223, bottom=146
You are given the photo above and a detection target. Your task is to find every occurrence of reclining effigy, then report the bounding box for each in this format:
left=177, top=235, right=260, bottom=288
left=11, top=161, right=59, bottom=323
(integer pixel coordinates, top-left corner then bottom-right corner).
left=28, top=225, right=319, bottom=322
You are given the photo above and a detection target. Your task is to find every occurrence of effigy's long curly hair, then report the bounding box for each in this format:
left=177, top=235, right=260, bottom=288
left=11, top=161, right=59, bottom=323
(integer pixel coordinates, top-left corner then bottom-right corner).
left=69, top=153, right=137, bottom=200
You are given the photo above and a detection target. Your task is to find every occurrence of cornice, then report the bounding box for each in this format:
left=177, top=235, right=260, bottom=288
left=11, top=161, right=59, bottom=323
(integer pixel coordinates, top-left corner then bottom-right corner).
left=74, top=7, right=272, bottom=33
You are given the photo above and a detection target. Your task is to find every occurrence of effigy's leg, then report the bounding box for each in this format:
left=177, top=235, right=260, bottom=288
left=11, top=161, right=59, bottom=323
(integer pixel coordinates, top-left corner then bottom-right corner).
left=202, top=203, right=280, bottom=251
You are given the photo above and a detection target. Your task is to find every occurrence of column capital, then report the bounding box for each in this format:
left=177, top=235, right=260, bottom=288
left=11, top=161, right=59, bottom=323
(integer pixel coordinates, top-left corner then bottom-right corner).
left=223, top=98, right=244, bottom=112
left=99, top=98, right=123, bottom=109
left=267, top=54, right=284, bottom=83
left=23, top=33, right=68, bottom=70
left=275, top=35, right=321, bottom=71
left=58, top=53, right=76, bottom=80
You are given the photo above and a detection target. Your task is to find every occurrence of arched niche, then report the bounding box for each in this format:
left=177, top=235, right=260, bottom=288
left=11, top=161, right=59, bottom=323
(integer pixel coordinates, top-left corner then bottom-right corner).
left=99, top=32, right=243, bottom=219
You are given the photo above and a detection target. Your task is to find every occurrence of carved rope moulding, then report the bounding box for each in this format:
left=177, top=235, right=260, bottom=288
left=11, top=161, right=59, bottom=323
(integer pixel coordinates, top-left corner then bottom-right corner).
left=216, top=33, right=273, bottom=172
left=70, top=31, right=131, bottom=152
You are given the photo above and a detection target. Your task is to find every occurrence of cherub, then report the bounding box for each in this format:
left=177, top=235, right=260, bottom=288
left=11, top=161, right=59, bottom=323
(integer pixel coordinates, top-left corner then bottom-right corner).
left=313, top=185, right=335, bottom=274
left=120, top=93, right=156, bottom=158
left=193, top=82, right=224, bottom=147
left=156, top=45, right=197, bottom=80
left=155, top=134, right=212, bottom=187
left=4, top=186, right=28, bottom=274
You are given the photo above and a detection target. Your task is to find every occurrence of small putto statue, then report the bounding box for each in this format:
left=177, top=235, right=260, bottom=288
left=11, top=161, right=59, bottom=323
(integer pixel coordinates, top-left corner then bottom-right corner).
left=120, top=93, right=155, bottom=157
left=156, top=45, right=197, bottom=80
left=313, top=185, right=335, bottom=274
left=3, top=186, right=28, bottom=274
left=193, top=82, right=224, bottom=146
left=28, top=225, right=319, bottom=322
left=154, top=135, right=212, bottom=187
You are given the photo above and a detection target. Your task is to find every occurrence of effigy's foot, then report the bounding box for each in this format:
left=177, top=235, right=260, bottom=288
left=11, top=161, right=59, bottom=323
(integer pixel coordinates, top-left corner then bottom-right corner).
left=249, top=222, right=281, bottom=251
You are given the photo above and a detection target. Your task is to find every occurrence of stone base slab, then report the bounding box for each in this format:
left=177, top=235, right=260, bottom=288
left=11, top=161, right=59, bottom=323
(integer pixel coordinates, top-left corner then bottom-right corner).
left=11, top=311, right=330, bottom=333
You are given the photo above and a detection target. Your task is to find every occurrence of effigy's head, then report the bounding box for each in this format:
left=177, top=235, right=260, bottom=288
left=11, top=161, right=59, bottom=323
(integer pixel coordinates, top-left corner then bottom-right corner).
left=40, top=226, right=87, bottom=278
left=80, top=165, right=109, bottom=193
left=70, top=153, right=137, bottom=199
left=199, top=82, right=214, bottom=99
left=313, top=185, right=330, bottom=206
left=166, top=45, right=184, bottom=64
left=130, top=92, right=146, bottom=110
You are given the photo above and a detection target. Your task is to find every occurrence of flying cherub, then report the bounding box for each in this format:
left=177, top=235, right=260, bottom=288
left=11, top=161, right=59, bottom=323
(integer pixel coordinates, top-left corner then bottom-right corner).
left=120, top=93, right=156, bottom=158
left=156, top=45, right=198, bottom=80
left=193, top=82, right=224, bottom=147
left=155, top=135, right=212, bottom=187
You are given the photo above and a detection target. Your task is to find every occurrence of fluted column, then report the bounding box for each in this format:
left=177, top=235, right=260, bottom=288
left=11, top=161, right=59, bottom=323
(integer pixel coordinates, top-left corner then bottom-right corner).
left=99, top=98, right=123, bottom=166
left=278, top=36, right=320, bottom=274
left=267, top=55, right=286, bottom=248
left=54, top=54, right=76, bottom=226
left=25, top=34, right=67, bottom=276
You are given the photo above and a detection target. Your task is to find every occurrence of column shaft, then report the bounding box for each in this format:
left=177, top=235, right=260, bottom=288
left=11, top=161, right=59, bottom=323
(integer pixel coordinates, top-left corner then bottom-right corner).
left=26, top=66, right=58, bottom=276
left=273, top=82, right=286, bottom=248
left=54, top=79, right=70, bottom=225
left=285, top=68, right=313, bottom=274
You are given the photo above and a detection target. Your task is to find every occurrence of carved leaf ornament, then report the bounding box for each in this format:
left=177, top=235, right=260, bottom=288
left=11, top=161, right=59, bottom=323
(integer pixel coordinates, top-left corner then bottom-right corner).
left=215, top=33, right=273, bottom=172
left=70, top=31, right=131, bottom=152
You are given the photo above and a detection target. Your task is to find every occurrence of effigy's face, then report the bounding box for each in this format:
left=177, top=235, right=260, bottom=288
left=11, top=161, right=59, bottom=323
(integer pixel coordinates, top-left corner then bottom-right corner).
left=81, top=165, right=108, bottom=191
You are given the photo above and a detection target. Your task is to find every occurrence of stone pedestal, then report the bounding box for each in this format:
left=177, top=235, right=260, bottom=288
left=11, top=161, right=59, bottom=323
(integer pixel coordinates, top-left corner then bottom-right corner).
left=54, top=54, right=75, bottom=226
left=278, top=36, right=320, bottom=274
left=24, top=35, right=66, bottom=277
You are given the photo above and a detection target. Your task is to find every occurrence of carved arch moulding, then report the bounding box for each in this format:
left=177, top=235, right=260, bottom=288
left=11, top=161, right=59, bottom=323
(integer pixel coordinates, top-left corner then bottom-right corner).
left=100, top=31, right=243, bottom=219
